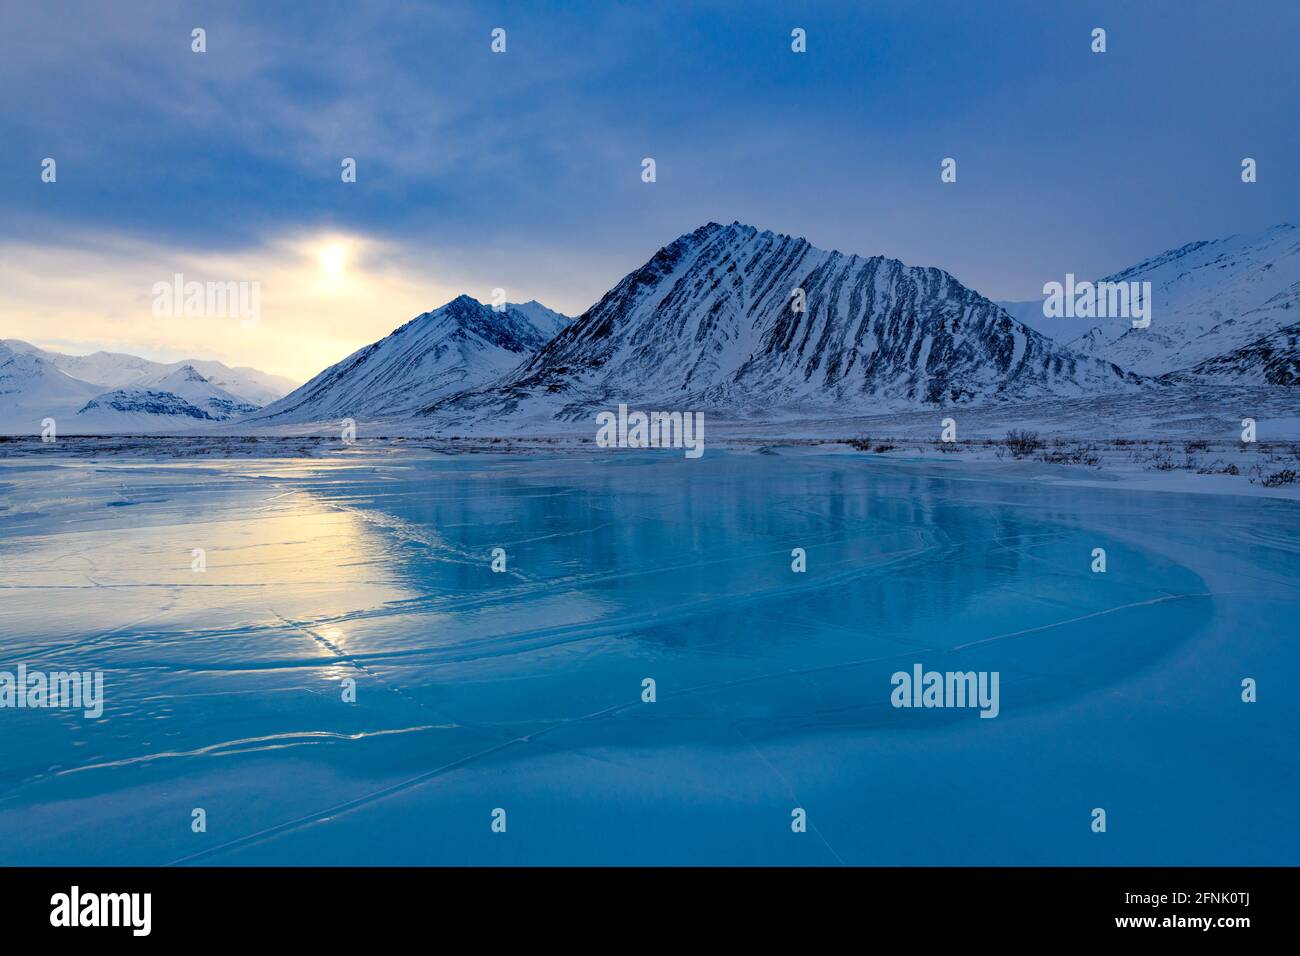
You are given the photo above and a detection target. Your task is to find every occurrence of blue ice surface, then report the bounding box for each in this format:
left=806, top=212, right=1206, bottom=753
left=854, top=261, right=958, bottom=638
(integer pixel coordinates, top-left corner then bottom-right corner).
left=0, top=448, right=1295, bottom=865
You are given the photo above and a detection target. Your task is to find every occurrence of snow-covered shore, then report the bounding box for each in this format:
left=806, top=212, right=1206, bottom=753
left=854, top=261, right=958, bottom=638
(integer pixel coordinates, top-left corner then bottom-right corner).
left=5, top=430, right=1299, bottom=501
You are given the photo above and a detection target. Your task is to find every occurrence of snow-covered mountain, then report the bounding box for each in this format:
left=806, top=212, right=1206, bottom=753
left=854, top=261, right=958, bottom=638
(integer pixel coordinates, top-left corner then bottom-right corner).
left=424, top=222, right=1140, bottom=425
left=160, top=360, right=294, bottom=408
left=245, top=296, right=571, bottom=424
left=997, top=224, right=1300, bottom=377
left=77, top=365, right=261, bottom=423
left=0, top=340, right=297, bottom=407
left=138, top=365, right=261, bottom=419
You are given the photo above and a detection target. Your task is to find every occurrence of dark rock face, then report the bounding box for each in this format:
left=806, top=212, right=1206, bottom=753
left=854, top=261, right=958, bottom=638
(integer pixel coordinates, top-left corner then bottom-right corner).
left=79, top=390, right=216, bottom=419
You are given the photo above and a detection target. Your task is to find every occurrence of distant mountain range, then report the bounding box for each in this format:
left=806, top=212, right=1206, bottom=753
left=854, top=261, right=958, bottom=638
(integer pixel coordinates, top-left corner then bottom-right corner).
left=1, top=340, right=297, bottom=406
left=2, top=222, right=1296, bottom=435
left=0, top=340, right=295, bottom=433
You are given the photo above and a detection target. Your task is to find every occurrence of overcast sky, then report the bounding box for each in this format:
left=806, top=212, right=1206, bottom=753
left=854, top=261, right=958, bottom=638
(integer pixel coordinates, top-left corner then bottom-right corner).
left=2, top=0, right=1296, bottom=382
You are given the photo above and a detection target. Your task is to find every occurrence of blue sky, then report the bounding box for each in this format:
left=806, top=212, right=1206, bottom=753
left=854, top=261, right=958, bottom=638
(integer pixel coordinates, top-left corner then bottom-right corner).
left=1, top=0, right=1296, bottom=380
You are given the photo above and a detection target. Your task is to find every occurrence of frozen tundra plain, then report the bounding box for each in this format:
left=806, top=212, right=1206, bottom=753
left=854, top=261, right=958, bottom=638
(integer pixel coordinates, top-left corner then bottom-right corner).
left=0, top=444, right=1296, bottom=865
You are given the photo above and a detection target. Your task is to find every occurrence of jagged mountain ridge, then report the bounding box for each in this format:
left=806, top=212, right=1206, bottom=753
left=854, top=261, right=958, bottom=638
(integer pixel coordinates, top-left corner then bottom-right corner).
left=425, top=222, right=1140, bottom=424
left=245, top=296, right=571, bottom=424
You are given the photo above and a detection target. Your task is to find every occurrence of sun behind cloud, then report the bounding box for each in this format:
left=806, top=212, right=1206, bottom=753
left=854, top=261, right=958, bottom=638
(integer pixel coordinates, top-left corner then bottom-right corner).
left=0, top=229, right=465, bottom=383
left=318, top=242, right=348, bottom=280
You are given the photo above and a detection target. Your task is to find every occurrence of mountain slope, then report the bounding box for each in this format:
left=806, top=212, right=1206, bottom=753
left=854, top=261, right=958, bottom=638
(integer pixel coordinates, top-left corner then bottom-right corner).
left=502, top=300, right=569, bottom=339
left=992, top=299, right=1061, bottom=339
left=1163, top=320, right=1300, bottom=386
left=245, top=296, right=571, bottom=424
left=1066, top=327, right=1108, bottom=356
left=426, top=222, right=1140, bottom=425
left=998, top=224, right=1300, bottom=375
left=0, top=343, right=104, bottom=431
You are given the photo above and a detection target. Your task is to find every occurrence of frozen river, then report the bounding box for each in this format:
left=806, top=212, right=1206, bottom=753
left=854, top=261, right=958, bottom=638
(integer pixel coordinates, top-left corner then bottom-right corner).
left=0, top=448, right=1296, bottom=864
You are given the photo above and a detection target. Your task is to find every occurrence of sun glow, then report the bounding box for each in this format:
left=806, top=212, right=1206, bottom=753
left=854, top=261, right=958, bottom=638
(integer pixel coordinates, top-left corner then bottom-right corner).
left=0, top=228, right=467, bottom=382
left=319, top=243, right=348, bottom=278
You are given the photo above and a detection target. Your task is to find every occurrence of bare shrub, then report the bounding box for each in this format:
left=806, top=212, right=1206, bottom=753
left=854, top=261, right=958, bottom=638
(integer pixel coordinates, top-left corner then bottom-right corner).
left=1251, top=467, right=1298, bottom=487
left=1005, top=429, right=1043, bottom=458
left=1040, top=444, right=1101, bottom=467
